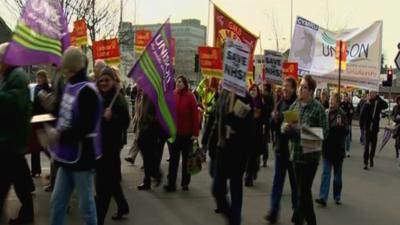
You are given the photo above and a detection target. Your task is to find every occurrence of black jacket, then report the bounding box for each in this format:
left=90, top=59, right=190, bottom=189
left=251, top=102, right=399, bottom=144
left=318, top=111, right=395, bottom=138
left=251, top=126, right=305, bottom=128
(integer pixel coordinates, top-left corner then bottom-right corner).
left=323, top=108, right=348, bottom=162
left=359, top=96, right=388, bottom=133
left=340, top=101, right=354, bottom=125
left=270, top=93, right=297, bottom=159
left=214, top=90, right=254, bottom=177
left=97, top=88, right=130, bottom=181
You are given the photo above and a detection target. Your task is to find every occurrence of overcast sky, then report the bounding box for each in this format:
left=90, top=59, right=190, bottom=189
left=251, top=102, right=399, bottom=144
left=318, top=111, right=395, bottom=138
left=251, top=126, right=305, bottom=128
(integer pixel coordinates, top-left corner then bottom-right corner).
left=1, top=0, right=399, bottom=66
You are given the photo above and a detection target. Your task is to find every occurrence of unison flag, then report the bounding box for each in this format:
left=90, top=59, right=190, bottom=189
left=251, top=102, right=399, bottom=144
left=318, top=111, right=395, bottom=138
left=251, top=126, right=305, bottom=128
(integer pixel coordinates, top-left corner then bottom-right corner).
left=3, top=0, right=69, bottom=67
left=129, top=20, right=177, bottom=140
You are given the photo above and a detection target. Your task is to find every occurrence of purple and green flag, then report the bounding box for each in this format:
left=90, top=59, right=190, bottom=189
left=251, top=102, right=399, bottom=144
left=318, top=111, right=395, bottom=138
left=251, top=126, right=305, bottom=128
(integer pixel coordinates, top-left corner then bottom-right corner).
left=129, top=20, right=177, bottom=140
left=3, top=0, right=70, bottom=67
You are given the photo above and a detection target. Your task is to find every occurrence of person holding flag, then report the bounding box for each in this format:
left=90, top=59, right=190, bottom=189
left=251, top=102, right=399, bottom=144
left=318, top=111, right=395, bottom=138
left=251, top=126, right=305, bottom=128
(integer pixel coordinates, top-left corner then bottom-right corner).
left=49, top=47, right=103, bottom=225
left=129, top=20, right=177, bottom=190
left=0, top=42, right=35, bottom=225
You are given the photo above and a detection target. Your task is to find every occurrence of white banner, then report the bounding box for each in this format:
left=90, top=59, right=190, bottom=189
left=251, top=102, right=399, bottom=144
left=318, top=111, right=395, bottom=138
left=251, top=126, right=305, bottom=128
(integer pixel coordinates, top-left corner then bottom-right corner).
left=264, top=50, right=283, bottom=85
left=222, top=38, right=251, bottom=97
left=289, top=16, right=382, bottom=91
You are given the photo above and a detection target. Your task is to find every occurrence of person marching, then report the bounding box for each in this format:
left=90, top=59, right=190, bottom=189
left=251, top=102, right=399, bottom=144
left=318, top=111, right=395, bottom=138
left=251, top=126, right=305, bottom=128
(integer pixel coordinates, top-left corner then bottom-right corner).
left=359, top=91, right=388, bottom=170
left=315, top=93, right=348, bottom=207
left=95, top=67, right=130, bottom=224
left=50, top=47, right=102, bottom=225
left=265, top=77, right=298, bottom=224
left=164, top=75, right=199, bottom=192
left=0, top=42, right=35, bottom=225
left=285, top=75, right=328, bottom=225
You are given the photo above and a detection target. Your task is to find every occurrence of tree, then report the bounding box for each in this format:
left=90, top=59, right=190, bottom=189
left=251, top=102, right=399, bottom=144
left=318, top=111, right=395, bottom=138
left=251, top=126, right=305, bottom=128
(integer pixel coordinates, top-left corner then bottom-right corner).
left=4, top=0, right=119, bottom=43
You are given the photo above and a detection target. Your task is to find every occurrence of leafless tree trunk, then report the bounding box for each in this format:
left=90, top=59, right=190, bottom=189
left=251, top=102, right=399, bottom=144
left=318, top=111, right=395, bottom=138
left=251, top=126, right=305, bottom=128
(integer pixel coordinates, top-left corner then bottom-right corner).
left=267, top=11, right=282, bottom=52
left=4, top=0, right=119, bottom=43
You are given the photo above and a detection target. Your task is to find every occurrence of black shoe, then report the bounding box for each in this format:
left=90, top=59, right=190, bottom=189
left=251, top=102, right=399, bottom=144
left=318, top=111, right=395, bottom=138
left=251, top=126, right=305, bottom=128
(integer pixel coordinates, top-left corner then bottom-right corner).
left=182, top=186, right=189, bottom=191
left=31, top=173, right=40, bottom=178
left=163, top=185, right=176, bottom=192
left=124, top=157, right=134, bottom=164
left=9, top=216, right=34, bottom=225
left=214, top=208, right=229, bottom=216
left=364, top=165, right=369, bottom=170
left=245, top=179, right=253, bottom=187
left=137, top=183, right=151, bottom=190
left=44, top=184, right=53, bottom=192
left=265, top=212, right=277, bottom=224
left=111, top=210, right=129, bottom=220
left=315, top=198, right=327, bottom=207
left=370, top=159, right=374, bottom=168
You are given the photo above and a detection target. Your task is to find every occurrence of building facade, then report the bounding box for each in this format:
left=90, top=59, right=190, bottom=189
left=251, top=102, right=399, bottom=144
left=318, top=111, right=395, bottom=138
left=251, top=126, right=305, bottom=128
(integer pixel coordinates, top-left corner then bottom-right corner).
left=132, top=19, right=207, bottom=86
left=118, top=22, right=135, bottom=85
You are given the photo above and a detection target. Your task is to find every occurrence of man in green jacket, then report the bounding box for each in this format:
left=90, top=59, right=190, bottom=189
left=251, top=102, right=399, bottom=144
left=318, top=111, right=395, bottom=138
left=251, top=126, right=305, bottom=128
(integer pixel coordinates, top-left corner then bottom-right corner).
left=0, top=42, right=34, bottom=225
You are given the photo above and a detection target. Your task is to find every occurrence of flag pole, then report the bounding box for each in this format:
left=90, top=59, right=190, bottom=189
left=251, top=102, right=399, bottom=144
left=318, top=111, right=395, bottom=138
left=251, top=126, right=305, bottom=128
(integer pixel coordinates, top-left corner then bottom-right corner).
left=207, top=0, right=211, bottom=46
left=338, top=40, right=342, bottom=94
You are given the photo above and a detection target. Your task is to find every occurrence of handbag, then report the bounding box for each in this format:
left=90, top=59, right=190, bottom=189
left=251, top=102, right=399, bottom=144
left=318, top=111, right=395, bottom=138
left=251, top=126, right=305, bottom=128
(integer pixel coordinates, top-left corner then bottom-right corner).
left=187, top=140, right=205, bottom=175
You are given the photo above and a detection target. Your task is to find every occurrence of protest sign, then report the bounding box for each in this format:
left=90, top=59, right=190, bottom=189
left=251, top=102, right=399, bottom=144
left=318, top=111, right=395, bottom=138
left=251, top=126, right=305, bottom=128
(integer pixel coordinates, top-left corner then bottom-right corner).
left=264, top=50, right=283, bottom=84
left=222, top=38, right=251, bottom=97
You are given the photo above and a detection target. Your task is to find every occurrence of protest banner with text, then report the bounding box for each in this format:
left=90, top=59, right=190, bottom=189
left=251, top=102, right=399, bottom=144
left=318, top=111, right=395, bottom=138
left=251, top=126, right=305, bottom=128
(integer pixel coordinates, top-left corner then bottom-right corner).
left=222, top=38, right=251, bottom=97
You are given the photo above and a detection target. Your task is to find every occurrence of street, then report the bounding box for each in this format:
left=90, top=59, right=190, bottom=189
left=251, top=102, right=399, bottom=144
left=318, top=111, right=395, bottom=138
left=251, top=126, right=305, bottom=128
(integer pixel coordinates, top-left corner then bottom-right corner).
left=1, top=125, right=400, bottom=225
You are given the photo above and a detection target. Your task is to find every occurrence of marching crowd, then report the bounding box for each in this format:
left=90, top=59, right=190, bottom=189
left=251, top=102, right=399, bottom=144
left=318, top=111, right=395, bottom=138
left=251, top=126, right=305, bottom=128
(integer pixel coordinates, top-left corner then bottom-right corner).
left=0, top=43, right=396, bottom=225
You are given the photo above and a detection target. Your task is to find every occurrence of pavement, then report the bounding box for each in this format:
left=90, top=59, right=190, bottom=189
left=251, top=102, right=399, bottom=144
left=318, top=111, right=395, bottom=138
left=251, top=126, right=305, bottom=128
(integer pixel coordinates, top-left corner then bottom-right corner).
left=1, top=124, right=400, bottom=225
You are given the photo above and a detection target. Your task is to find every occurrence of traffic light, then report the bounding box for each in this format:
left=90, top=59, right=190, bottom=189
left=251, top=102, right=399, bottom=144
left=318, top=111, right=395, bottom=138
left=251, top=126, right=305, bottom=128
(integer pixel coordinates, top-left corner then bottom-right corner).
left=387, top=69, right=393, bottom=86
left=194, top=54, right=199, bottom=72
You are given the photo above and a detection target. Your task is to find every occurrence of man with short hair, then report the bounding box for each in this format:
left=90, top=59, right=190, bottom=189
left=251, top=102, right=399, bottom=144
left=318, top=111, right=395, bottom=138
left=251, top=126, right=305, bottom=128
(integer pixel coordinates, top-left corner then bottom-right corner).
left=50, top=47, right=103, bottom=225
left=359, top=91, right=388, bottom=170
left=0, top=42, right=35, bottom=225
left=340, top=93, right=354, bottom=157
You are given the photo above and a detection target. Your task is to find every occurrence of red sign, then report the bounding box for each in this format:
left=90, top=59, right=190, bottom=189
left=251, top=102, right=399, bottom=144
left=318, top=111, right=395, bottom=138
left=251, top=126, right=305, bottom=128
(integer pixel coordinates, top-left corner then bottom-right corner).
left=335, top=40, right=347, bottom=70
left=283, top=62, right=298, bottom=80
left=93, top=38, right=120, bottom=65
left=135, top=30, right=152, bottom=54
left=71, top=19, right=87, bottom=47
left=214, top=5, right=258, bottom=79
left=70, top=32, right=77, bottom=46
left=198, top=46, right=223, bottom=78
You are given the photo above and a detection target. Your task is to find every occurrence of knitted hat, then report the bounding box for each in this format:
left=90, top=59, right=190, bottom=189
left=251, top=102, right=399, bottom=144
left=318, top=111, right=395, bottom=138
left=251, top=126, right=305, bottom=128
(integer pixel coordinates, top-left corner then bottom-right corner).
left=99, top=67, right=116, bottom=81
left=62, top=46, right=85, bottom=73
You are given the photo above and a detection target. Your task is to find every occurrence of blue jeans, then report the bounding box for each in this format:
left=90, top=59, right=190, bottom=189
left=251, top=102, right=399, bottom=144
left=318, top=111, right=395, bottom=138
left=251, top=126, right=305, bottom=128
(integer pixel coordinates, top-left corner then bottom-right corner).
left=318, top=159, right=343, bottom=202
left=345, top=125, right=352, bottom=152
left=51, top=167, right=97, bottom=225
left=270, top=153, right=297, bottom=215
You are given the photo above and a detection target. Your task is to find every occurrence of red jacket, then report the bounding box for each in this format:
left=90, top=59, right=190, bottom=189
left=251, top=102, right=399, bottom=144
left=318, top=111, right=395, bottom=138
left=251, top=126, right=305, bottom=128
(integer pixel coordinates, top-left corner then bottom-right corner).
left=174, top=89, right=200, bottom=137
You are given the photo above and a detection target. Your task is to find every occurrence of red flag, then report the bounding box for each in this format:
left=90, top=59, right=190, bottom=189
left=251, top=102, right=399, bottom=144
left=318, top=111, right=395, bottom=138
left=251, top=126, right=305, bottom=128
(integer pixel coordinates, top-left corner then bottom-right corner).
left=214, top=4, right=258, bottom=79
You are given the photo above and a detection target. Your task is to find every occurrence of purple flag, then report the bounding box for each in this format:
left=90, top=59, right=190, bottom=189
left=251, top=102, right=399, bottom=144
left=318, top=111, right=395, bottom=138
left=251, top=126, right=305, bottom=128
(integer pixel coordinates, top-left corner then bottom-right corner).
left=3, top=0, right=70, bottom=67
left=129, top=20, right=177, bottom=140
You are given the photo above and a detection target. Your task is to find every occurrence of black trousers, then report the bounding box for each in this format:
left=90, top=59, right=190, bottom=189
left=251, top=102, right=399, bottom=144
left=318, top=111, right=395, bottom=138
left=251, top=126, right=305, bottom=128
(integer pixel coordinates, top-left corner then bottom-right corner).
left=245, top=154, right=260, bottom=182
left=212, top=170, right=244, bottom=225
left=167, top=136, right=192, bottom=187
left=364, top=131, right=378, bottom=165
left=96, top=169, right=129, bottom=225
left=293, top=162, right=318, bottom=225
left=138, top=131, right=165, bottom=184
left=0, top=153, right=34, bottom=219
left=30, top=150, right=50, bottom=176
